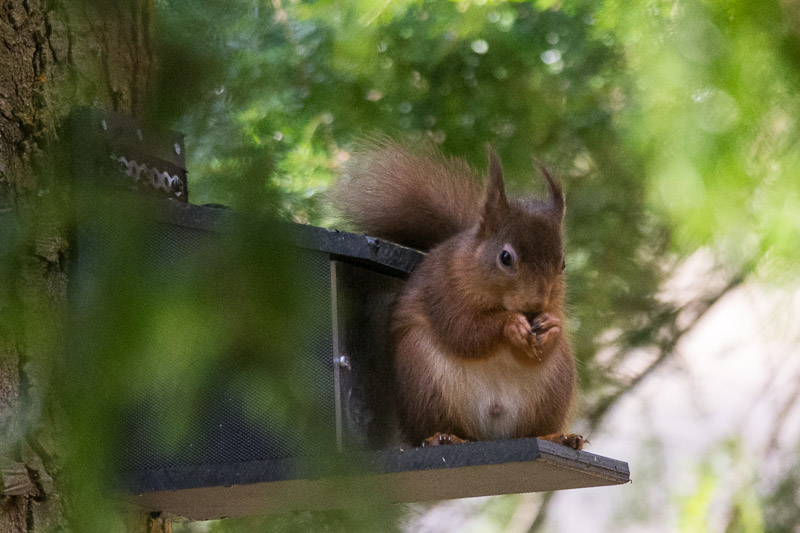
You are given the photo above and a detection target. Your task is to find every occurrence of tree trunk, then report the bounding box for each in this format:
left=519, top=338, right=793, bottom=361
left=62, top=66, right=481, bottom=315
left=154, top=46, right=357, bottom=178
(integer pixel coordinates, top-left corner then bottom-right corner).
left=0, top=0, right=154, bottom=531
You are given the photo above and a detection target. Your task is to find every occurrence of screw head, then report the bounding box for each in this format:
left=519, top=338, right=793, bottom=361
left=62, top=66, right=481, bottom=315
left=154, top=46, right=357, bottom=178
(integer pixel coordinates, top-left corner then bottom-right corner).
left=336, top=355, right=351, bottom=370
left=170, top=176, right=184, bottom=194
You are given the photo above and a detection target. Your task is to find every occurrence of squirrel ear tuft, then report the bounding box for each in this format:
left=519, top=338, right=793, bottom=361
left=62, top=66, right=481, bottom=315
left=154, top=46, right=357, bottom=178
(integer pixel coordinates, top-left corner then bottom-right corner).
left=479, top=145, right=510, bottom=236
left=536, top=162, right=565, bottom=221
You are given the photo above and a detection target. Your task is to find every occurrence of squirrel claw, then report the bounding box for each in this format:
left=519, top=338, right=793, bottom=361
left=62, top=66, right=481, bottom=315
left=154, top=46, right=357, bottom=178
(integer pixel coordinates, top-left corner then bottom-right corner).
left=505, top=313, right=551, bottom=359
left=539, top=433, right=585, bottom=450
left=422, top=432, right=468, bottom=447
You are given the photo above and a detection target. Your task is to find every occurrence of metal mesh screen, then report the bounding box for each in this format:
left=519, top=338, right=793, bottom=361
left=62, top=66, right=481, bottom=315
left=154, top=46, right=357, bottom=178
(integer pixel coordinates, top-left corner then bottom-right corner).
left=76, top=210, right=335, bottom=471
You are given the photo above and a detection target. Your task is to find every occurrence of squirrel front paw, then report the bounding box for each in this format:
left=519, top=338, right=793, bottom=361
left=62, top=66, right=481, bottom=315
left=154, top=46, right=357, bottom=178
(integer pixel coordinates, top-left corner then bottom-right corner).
left=504, top=312, right=536, bottom=352
left=529, top=312, right=561, bottom=347
left=506, top=312, right=563, bottom=359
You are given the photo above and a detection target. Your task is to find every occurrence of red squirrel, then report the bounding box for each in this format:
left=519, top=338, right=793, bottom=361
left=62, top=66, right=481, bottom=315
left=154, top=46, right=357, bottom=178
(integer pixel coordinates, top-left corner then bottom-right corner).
left=334, top=140, right=583, bottom=450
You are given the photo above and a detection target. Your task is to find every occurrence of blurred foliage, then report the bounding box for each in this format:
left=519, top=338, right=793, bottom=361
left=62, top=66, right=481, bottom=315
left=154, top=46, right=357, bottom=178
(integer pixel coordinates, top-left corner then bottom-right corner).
left=675, top=441, right=765, bottom=533
left=761, top=445, right=800, bottom=533
left=56, top=190, right=335, bottom=532
left=2, top=0, right=799, bottom=531
left=156, top=0, right=800, bottom=530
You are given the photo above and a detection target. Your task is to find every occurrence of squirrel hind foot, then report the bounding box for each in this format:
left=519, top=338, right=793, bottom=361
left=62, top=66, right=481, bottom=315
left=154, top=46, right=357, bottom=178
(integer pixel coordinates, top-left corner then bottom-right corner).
left=538, top=433, right=585, bottom=451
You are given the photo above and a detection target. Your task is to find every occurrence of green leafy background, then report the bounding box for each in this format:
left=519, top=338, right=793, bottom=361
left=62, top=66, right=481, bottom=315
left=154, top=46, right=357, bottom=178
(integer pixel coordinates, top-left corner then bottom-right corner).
left=3, top=0, right=800, bottom=531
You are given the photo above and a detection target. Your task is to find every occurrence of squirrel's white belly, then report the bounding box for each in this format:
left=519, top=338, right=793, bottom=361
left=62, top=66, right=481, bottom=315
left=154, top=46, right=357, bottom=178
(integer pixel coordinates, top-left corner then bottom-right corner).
left=431, top=345, right=546, bottom=440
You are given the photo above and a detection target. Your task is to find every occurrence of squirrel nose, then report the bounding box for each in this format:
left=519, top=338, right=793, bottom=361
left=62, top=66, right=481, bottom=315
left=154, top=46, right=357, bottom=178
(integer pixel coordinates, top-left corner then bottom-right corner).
left=522, top=285, right=552, bottom=314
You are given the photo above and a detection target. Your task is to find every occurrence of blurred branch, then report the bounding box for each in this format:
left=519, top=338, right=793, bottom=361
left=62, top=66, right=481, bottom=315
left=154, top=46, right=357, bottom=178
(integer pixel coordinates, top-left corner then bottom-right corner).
left=502, top=493, right=544, bottom=533
left=586, top=269, right=747, bottom=431
left=765, top=367, right=800, bottom=454
left=526, top=492, right=553, bottom=533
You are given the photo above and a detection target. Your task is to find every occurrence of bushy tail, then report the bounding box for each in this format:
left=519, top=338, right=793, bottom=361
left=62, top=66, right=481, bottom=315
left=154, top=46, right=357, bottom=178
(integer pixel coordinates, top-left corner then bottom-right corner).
left=332, top=139, right=484, bottom=251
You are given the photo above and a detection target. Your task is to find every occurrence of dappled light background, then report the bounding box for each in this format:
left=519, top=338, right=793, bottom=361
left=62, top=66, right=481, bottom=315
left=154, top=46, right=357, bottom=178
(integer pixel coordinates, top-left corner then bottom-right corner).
left=2, top=0, right=798, bottom=531
left=163, top=0, right=800, bottom=531
left=149, top=1, right=800, bottom=531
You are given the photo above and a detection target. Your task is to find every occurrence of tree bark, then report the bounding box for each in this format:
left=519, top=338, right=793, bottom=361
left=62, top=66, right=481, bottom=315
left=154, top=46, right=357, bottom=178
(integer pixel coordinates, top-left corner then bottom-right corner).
left=0, top=0, right=155, bottom=531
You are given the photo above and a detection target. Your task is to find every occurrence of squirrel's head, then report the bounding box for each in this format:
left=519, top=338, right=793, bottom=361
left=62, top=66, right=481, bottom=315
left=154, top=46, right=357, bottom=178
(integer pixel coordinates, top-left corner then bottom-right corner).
left=472, top=147, right=566, bottom=316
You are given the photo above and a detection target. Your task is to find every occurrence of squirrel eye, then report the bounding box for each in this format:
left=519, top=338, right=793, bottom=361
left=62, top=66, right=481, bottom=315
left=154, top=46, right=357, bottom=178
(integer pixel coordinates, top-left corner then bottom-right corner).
left=498, top=245, right=516, bottom=268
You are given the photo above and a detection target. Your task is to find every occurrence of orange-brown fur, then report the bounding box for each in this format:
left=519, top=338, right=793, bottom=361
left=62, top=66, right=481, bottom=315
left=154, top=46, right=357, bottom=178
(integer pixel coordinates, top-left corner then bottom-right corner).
left=334, top=139, right=577, bottom=447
